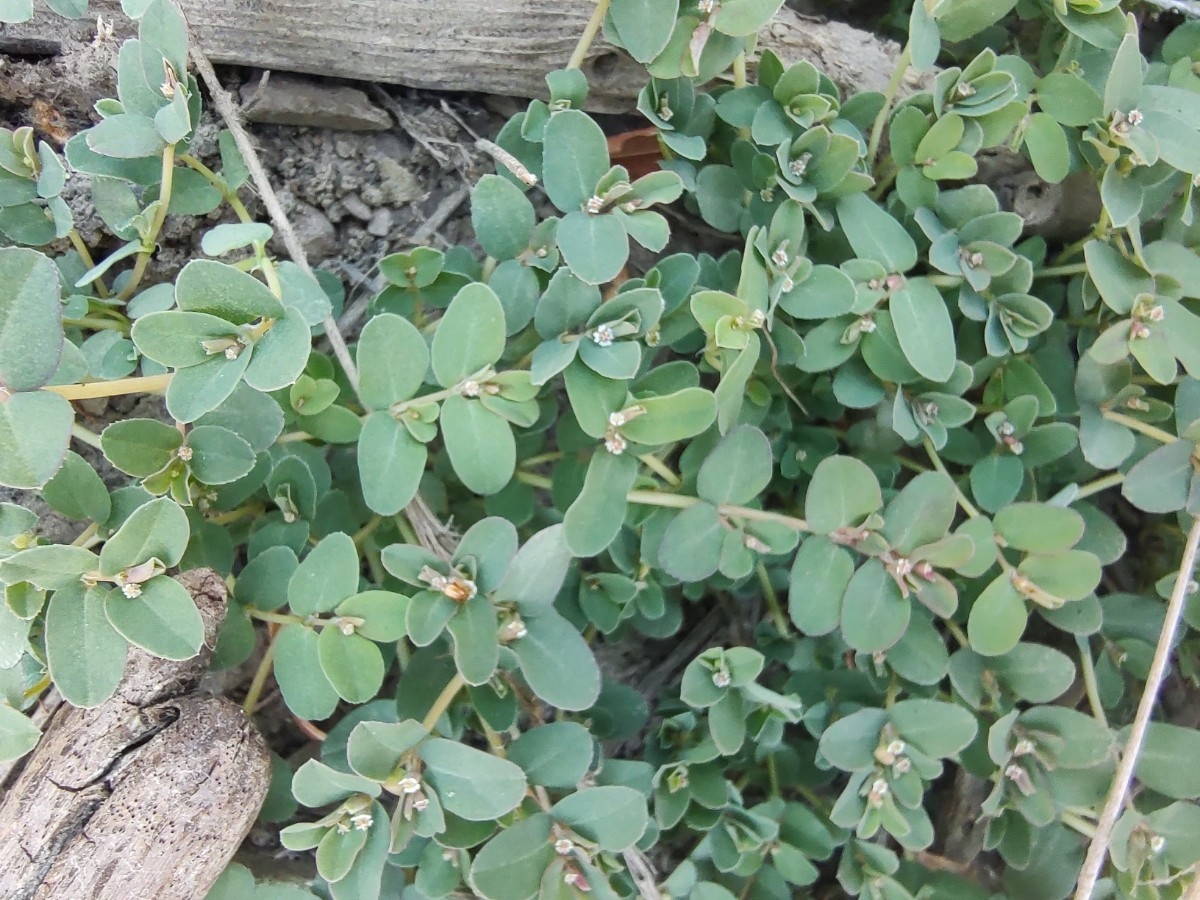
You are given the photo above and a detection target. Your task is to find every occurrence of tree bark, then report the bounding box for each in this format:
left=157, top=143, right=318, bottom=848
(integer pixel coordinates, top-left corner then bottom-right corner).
left=0, top=569, right=270, bottom=900
left=2, top=0, right=911, bottom=112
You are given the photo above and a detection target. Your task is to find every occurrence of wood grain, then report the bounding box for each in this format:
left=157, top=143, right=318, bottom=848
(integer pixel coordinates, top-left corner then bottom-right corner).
left=0, top=570, right=271, bottom=900
left=3, top=1, right=908, bottom=112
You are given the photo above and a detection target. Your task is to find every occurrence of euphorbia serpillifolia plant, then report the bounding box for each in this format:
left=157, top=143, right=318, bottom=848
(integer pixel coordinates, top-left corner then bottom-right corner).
left=4, top=0, right=1200, bottom=897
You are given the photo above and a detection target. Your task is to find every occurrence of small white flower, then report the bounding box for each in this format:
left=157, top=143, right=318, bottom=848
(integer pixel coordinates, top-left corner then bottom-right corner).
left=351, top=813, right=373, bottom=831
left=224, top=346, right=239, bottom=360
left=1147, top=305, right=1165, bottom=323
left=788, top=153, right=811, bottom=178
left=743, top=534, right=770, bottom=553
left=1127, top=109, right=1144, bottom=127
left=1130, top=321, right=1151, bottom=340
left=1006, top=439, right=1024, bottom=455
left=397, top=776, right=422, bottom=795
left=1150, top=834, right=1166, bottom=854
left=997, top=421, right=1015, bottom=437
left=337, top=618, right=356, bottom=636
left=747, top=309, right=765, bottom=328
left=780, top=274, right=794, bottom=292
left=1013, top=738, right=1035, bottom=756
left=121, top=582, right=143, bottom=599
left=177, top=445, right=193, bottom=462
left=894, top=757, right=911, bottom=774
left=460, top=380, right=482, bottom=398
left=608, top=411, right=627, bottom=428
left=698, top=0, right=716, bottom=13
left=858, top=315, right=877, bottom=334
left=711, top=668, right=731, bottom=688
left=585, top=195, right=604, bottom=214
left=564, top=871, right=591, bottom=892
left=604, top=432, right=627, bottom=455
left=658, top=96, right=674, bottom=122
left=893, top=557, right=914, bottom=578
left=412, top=796, right=429, bottom=811
left=886, top=740, right=905, bottom=757
left=1126, top=396, right=1151, bottom=411
left=554, top=838, right=574, bottom=855
left=592, top=324, right=615, bottom=347
left=771, top=244, right=789, bottom=268
left=335, top=820, right=351, bottom=834
left=955, top=81, right=976, bottom=99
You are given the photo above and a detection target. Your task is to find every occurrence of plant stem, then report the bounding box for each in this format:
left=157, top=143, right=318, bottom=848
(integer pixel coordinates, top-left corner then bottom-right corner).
left=71, top=522, right=99, bottom=547
left=247, top=608, right=303, bottom=625
left=732, top=51, right=748, bottom=89
left=63, top=316, right=128, bottom=333
left=1101, top=409, right=1177, bottom=445
left=276, top=431, right=315, bottom=443
left=1076, top=635, right=1109, bottom=728
left=1062, top=810, right=1098, bottom=840
left=567, top=0, right=611, bottom=70
left=70, top=423, right=104, bottom=450
left=923, top=439, right=980, bottom=519
left=46, top=373, right=173, bottom=401
left=1074, top=515, right=1200, bottom=899
left=1034, top=263, right=1088, bottom=279
left=67, top=229, right=110, bottom=299
left=944, top=619, right=969, bottom=648
left=243, top=626, right=279, bottom=715
left=422, top=673, right=466, bottom=731
left=1074, top=472, right=1125, bottom=501
left=516, top=473, right=812, bottom=532
left=757, top=563, right=790, bottom=635
left=638, top=453, right=681, bottom=487
left=118, top=143, right=177, bottom=301
left=179, top=153, right=254, bottom=222
left=353, top=515, right=383, bottom=548
left=867, top=46, right=911, bottom=167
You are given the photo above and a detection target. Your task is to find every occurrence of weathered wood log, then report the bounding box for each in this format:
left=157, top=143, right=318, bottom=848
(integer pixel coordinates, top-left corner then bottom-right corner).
left=0, top=569, right=271, bottom=900
left=2, top=0, right=911, bottom=112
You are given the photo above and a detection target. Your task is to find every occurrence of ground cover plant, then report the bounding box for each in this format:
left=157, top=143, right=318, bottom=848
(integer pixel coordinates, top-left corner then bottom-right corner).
left=3, top=0, right=1200, bottom=897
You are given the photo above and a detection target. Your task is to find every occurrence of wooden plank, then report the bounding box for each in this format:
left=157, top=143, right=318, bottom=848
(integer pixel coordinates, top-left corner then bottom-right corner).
left=3, top=1, right=908, bottom=112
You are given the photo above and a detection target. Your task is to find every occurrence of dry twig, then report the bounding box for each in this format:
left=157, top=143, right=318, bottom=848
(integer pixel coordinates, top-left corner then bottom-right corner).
left=1074, top=515, right=1200, bottom=898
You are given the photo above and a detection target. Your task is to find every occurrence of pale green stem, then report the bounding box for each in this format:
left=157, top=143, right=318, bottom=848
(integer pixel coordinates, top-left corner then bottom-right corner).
left=867, top=46, right=911, bottom=167
left=243, top=629, right=279, bottom=715
left=1074, top=472, right=1125, bottom=501
left=757, top=563, right=790, bottom=635
left=923, top=439, right=980, bottom=519
left=118, top=143, right=177, bottom=301
left=1076, top=635, right=1109, bottom=729
left=638, top=453, right=681, bottom=487
left=70, top=423, right=104, bottom=451
left=422, top=673, right=466, bottom=732
left=1101, top=409, right=1177, bottom=445
left=567, top=0, right=611, bottom=70
left=46, top=373, right=172, bottom=401
left=68, top=229, right=109, bottom=299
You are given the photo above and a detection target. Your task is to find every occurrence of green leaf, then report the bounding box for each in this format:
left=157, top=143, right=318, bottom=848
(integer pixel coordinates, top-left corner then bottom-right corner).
left=1122, top=439, right=1194, bottom=514
left=552, top=785, right=648, bottom=852
left=186, top=425, right=256, bottom=485
left=805, top=455, right=882, bottom=534
left=1024, top=112, right=1070, bottom=183
left=968, top=574, right=1026, bottom=656
left=620, top=387, right=717, bottom=445
left=357, top=313, right=429, bottom=410
left=336, top=591, right=408, bottom=643
left=242, top=308, right=309, bottom=392
left=0, top=704, right=39, bottom=763
left=696, top=425, right=773, bottom=506
left=358, top=411, right=426, bottom=516
left=512, top=610, right=601, bottom=710
left=199, top=222, right=273, bottom=256
left=99, top=496, right=189, bottom=576
left=610, top=0, right=679, bottom=62
left=441, top=396, right=515, bottom=495
left=318, top=626, right=385, bottom=703
left=85, top=114, right=167, bottom=158
left=557, top=211, right=629, bottom=286
left=495, top=525, right=573, bottom=613
left=420, top=738, right=528, bottom=821
left=165, top=354, right=250, bottom=423
left=837, top=193, right=917, bottom=273
left=934, top=0, right=1017, bottom=41
left=1135, top=723, right=1200, bottom=800
left=175, top=256, right=285, bottom=324
left=993, top=502, right=1084, bottom=552
left=0, top=545, right=98, bottom=591
left=273, top=625, right=339, bottom=720
left=289, top=532, right=359, bottom=616
left=889, top=699, right=977, bottom=758
left=507, top=722, right=594, bottom=789
left=819, top=707, right=888, bottom=771
left=659, top=502, right=724, bottom=582
left=42, top=451, right=111, bottom=522
left=711, top=0, right=784, bottom=35
left=841, top=558, right=910, bottom=653
left=469, top=813, right=555, bottom=900
left=453, top=517, right=519, bottom=592
left=789, top=536, right=853, bottom=635
left=1017, top=551, right=1101, bottom=603
left=431, top=283, right=506, bottom=387
left=446, top=593, right=500, bottom=685
left=890, top=279, right=955, bottom=382
left=881, top=472, right=955, bottom=554
left=104, top=575, right=204, bottom=660
left=542, top=110, right=610, bottom=213
left=564, top=450, right=637, bottom=557
left=346, top=719, right=427, bottom=781
left=292, top=758, right=380, bottom=807
left=472, top=174, right=536, bottom=260
left=101, top=418, right=182, bottom=477
left=0, top=390, right=73, bottom=489
left=45, top=583, right=127, bottom=708
left=0, top=247, right=62, bottom=391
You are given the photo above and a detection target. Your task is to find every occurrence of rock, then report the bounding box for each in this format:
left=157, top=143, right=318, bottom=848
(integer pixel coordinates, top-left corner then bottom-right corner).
left=341, top=192, right=372, bottom=222
left=290, top=201, right=337, bottom=262
left=240, top=72, right=391, bottom=131
left=376, top=156, right=422, bottom=205
left=367, top=207, right=392, bottom=237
